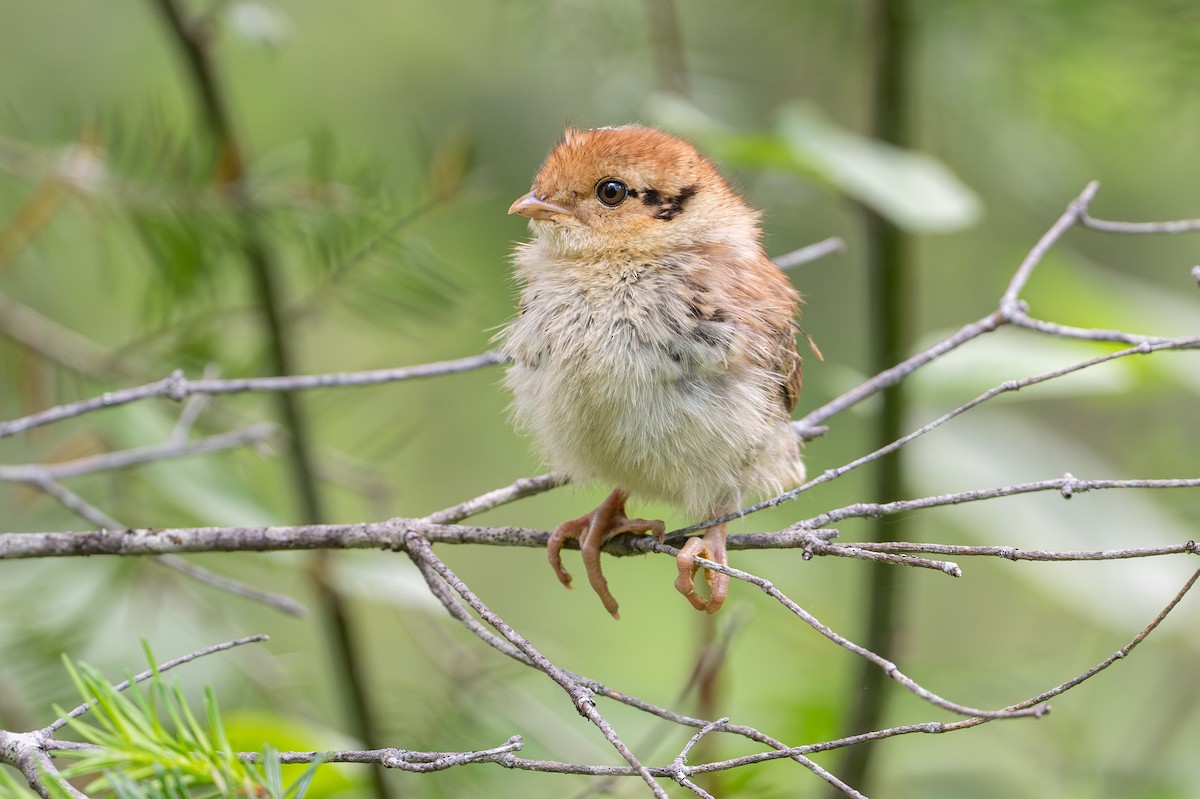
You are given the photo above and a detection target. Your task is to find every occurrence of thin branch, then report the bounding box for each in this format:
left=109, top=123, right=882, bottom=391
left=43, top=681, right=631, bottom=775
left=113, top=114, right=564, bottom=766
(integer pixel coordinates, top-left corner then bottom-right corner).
left=149, top=555, right=306, bottom=616
left=796, top=180, right=1199, bottom=437
left=0, top=353, right=506, bottom=439
left=408, top=544, right=855, bottom=793
left=18, top=474, right=124, bottom=530
left=0, top=424, right=276, bottom=482
left=796, top=473, right=1200, bottom=530
left=426, top=472, right=568, bottom=524
left=5, top=464, right=1199, bottom=566
left=26, top=550, right=1191, bottom=794
left=240, top=735, right=527, bottom=772
left=1081, top=212, right=1200, bottom=235
left=999, top=181, right=1098, bottom=313
left=794, top=310, right=1002, bottom=432
left=692, top=337, right=1200, bottom=537
left=773, top=236, right=846, bottom=270
left=403, top=532, right=670, bottom=798
left=170, top=363, right=220, bottom=442
left=45, top=634, right=269, bottom=734
left=8, top=457, right=304, bottom=617
left=167, top=561, right=1193, bottom=789
left=671, top=717, right=727, bottom=799
left=1003, top=312, right=1179, bottom=345
left=841, top=539, right=1200, bottom=562
left=650, top=541, right=1046, bottom=720
left=938, top=566, right=1200, bottom=732
left=0, top=290, right=133, bottom=380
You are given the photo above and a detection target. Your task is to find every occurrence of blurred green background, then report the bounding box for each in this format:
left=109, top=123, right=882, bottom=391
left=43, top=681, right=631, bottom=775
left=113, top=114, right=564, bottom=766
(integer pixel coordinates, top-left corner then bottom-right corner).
left=1, top=1, right=1198, bottom=797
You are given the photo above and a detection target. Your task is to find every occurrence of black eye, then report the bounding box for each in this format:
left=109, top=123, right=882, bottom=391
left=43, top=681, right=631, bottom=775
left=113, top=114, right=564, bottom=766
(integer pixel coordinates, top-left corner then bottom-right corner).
left=595, top=178, right=628, bottom=207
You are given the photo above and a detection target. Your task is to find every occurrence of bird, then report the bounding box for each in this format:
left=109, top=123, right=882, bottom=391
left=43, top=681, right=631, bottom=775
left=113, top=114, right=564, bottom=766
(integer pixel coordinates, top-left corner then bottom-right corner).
left=499, top=124, right=805, bottom=619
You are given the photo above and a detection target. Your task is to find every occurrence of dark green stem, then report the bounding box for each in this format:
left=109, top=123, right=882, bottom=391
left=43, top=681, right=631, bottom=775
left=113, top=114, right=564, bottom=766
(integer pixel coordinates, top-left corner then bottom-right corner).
left=645, top=0, right=689, bottom=97
left=832, top=0, right=912, bottom=794
left=150, top=3, right=392, bottom=798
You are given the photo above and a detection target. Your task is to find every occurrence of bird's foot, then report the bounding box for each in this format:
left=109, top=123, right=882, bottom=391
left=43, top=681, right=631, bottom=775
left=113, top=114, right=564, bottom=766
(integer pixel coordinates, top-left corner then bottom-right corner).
left=674, top=523, right=729, bottom=614
left=547, top=488, right=664, bottom=619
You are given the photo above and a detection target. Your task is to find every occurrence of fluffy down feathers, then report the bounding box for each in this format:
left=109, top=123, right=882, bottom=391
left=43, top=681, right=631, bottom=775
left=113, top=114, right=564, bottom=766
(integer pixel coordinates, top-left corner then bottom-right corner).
left=500, top=125, right=804, bottom=519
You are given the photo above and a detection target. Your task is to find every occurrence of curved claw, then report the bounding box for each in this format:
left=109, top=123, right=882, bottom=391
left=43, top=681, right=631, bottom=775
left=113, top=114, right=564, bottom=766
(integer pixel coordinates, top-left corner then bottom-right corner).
left=581, top=532, right=621, bottom=619
left=546, top=488, right=665, bottom=620
left=673, top=523, right=729, bottom=614
left=547, top=516, right=590, bottom=589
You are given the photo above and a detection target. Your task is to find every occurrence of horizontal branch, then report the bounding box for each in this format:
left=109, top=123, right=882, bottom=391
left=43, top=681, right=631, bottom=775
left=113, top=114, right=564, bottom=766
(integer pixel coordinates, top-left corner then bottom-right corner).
left=796, top=473, right=1200, bottom=530
left=0, top=353, right=505, bottom=439
left=1081, top=212, right=1200, bottom=235
left=5, top=469, right=1197, bottom=570
left=0, top=424, right=276, bottom=482
left=263, top=735, right=526, bottom=773
left=698, top=337, right=1200, bottom=536
left=844, top=540, right=1200, bottom=562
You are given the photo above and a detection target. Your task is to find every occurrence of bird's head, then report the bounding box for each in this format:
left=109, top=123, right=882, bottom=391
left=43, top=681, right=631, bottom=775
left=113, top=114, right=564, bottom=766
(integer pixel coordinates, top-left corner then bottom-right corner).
left=509, top=125, right=760, bottom=261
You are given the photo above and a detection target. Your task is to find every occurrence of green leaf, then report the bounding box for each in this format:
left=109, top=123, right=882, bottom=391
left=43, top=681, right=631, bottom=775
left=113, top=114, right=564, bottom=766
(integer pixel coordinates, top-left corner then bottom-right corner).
left=645, top=93, right=982, bottom=233
left=776, top=103, right=982, bottom=232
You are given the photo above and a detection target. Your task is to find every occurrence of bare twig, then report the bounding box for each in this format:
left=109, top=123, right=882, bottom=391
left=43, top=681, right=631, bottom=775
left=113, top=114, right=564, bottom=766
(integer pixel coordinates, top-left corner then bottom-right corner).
left=4, top=434, right=303, bottom=616
left=671, top=717, right=728, bottom=799
left=690, top=337, right=1200, bottom=536
left=0, top=353, right=506, bottom=439
left=795, top=311, right=1003, bottom=432
left=1081, top=212, right=1200, bottom=235
left=172, top=558, right=1194, bottom=789
left=426, top=471, right=568, bottom=524
left=650, top=542, right=1047, bottom=721
left=149, top=555, right=306, bottom=616
left=796, top=473, right=1200, bottom=530
left=46, top=634, right=269, bottom=734
left=838, top=540, right=1200, bottom=562
left=938, top=566, right=1200, bottom=732
left=999, top=182, right=1099, bottom=313
left=774, top=236, right=846, bottom=270
left=0, top=290, right=133, bottom=379
left=0, top=424, right=276, bottom=482
left=403, top=532, right=670, bottom=798
left=5, top=471, right=1196, bottom=567
left=414, top=549, right=863, bottom=794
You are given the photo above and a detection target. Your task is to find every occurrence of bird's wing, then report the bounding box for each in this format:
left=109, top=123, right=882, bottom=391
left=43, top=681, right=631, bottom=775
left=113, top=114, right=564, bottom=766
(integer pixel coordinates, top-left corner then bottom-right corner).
left=723, top=250, right=804, bottom=415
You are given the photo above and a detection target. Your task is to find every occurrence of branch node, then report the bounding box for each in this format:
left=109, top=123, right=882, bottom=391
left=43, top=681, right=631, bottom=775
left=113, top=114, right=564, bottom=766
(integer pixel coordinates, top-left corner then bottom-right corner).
left=1069, top=181, right=1100, bottom=218
left=1059, top=472, right=1078, bottom=499
left=570, top=685, right=597, bottom=716
left=165, top=369, right=190, bottom=402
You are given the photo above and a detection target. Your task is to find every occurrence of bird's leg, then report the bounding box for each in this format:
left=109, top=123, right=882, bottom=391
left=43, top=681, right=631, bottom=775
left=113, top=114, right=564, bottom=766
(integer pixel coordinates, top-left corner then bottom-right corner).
left=674, top=522, right=729, bottom=614
left=546, top=488, right=665, bottom=619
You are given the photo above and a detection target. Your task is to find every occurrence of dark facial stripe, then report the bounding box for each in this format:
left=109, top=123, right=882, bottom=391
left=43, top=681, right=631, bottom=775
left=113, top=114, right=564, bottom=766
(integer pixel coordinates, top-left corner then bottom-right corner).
left=638, top=188, right=662, bottom=207
left=653, top=185, right=696, bottom=221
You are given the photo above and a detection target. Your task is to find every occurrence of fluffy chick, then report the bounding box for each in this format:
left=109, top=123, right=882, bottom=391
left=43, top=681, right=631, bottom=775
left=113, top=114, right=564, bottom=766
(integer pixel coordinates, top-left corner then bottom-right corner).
left=501, top=125, right=804, bottom=618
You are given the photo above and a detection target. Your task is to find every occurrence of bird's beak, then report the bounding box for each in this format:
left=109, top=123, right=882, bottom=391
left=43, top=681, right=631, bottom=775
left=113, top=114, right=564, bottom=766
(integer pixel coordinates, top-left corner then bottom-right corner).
left=508, top=191, right=571, bottom=220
